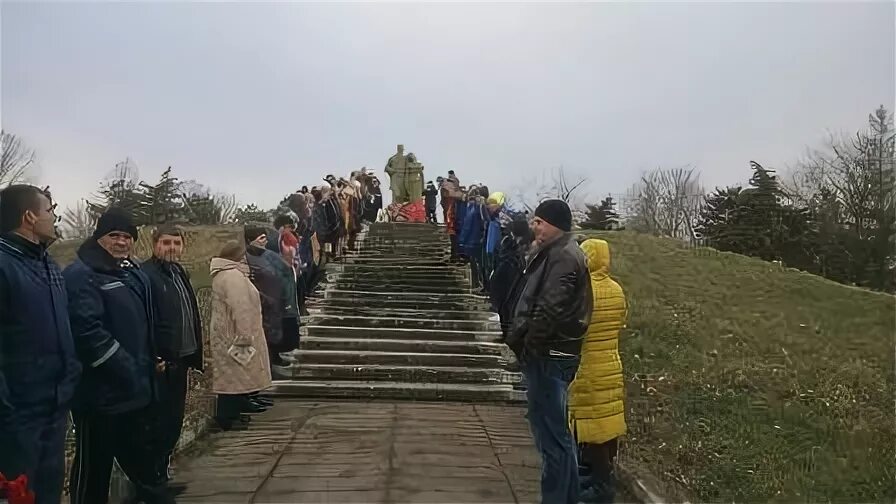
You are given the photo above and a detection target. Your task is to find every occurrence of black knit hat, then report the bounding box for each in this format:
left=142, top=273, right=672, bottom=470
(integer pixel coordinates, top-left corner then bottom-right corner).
left=93, top=207, right=137, bottom=240
left=244, top=226, right=267, bottom=245
left=534, top=199, right=572, bottom=232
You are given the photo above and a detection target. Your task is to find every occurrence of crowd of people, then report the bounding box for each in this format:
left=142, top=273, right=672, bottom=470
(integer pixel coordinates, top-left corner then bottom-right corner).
left=1, top=166, right=630, bottom=504
left=452, top=182, right=628, bottom=503
left=0, top=168, right=386, bottom=503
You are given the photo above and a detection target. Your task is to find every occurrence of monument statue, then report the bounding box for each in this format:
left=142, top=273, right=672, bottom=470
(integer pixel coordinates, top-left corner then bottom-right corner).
left=384, top=144, right=425, bottom=204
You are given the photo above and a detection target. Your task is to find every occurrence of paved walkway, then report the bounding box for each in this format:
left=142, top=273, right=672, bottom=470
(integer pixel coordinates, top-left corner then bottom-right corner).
left=172, top=400, right=541, bottom=503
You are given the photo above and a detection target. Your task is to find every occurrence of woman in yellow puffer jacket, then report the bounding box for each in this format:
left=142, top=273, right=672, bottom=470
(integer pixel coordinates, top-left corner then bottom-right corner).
left=568, top=238, right=627, bottom=503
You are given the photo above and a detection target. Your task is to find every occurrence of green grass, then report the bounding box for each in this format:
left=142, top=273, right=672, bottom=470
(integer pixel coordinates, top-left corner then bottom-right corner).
left=578, top=231, right=895, bottom=502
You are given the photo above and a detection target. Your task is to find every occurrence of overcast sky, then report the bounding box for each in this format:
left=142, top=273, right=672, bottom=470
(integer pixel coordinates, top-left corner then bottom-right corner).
left=2, top=1, right=893, bottom=212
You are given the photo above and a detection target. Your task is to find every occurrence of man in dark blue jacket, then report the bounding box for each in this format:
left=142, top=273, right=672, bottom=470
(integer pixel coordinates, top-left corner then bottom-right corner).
left=63, top=208, right=171, bottom=504
left=0, top=185, right=81, bottom=504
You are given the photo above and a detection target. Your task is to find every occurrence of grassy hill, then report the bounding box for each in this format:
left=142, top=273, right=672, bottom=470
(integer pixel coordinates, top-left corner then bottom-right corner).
left=579, top=231, right=895, bottom=502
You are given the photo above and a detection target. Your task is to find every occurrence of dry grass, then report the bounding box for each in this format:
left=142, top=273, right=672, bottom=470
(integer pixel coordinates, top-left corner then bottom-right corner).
left=579, top=231, right=896, bottom=502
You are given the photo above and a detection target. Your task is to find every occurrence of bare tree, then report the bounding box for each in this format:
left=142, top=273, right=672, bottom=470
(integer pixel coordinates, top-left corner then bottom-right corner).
left=179, top=180, right=239, bottom=225
left=1, top=130, right=36, bottom=187
left=511, top=166, right=589, bottom=213
left=61, top=199, right=96, bottom=240
left=88, top=158, right=142, bottom=217
left=626, top=165, right=704, bottom=241
left=787, top=106, right=895, bottom=239
left=213, top=193, right=239, bottom=224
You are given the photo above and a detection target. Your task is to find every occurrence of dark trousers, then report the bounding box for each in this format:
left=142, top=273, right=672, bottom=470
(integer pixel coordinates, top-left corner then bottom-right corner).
left=69, top=408, right=171, bottom=504
left=215, top=394, right=247, bottom=426
left=267, top=316, right=300, bottom=366
left=523, top=355, right=581, bottom=504
left=0, top=406, right=68, bottom=504
left=281, top=316, right=300, bottom=353
left=426, top=207, right=437, bottom=223
left=579, top=439, right=619, bottom=503
left=449, top=235, right=459, bottom=260
left=296, top=274, right=307, bottom=314
left=469, top=248, right=484, bottom=289
left=154, top=360, right=190, bottom=481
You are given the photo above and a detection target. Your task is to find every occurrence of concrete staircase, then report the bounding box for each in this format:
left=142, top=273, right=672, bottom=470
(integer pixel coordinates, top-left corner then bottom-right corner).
left=272, top=222, right=524, bottom=403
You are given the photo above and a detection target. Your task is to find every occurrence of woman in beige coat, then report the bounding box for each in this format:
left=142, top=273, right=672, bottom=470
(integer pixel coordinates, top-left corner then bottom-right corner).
left=209, top=241, right=272, bottom=430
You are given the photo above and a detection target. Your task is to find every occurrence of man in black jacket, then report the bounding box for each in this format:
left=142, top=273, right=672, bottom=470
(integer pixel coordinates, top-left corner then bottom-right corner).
left=507, top=199, right=592, bottom=504
left=142, top=225, right=204, bottom=488
left=0, top=185, right=81, bottom=504
left=63, top=208, right=171, bottom=504
left=423, top=181, right=438, bottom=224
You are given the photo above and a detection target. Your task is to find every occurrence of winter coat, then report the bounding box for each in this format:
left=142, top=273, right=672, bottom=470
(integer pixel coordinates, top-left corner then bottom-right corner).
left=265, top=232, right=299, bottom=319
left=568, top=239, right=627, bottom=444
left=485, top=209, right=506, bottom=255
left=0, top=234, right=81, bottom=417
left=63, top=240, right=157, bottom=414
left=208, top=258, right=272, bottom=395
left=508, top=233, right=593, bottom=358
left=246, top=246, right=285, bottom=346
left=454, top=199, right=467, bottom=237
left=142, top=257, right=204, bottom=370
left=489, top=234, right=527, bottom=335
left=424, top=186, right=438, bottom=210
left=459, top=201, right=484, bottom=255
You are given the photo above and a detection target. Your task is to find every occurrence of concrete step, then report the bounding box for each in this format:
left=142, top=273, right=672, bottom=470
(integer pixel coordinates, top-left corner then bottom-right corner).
left=368, top=223, right=444, bottom=233
left=293, top=349, right=504, bottom=368
left=313, top=289, right=490, bottom=309
left=328, top=274, right=466, bottom=287
left=343, top=258, right=451, bottom=267
left=307, top=298, right=492, bottom=313
left=352, top=252, right=448, bottom=259
left=300, top=335, right=505, bottom=355
left=306, top=314, right=500, bottom=332
left=269, top=379, right=525, bottom=403
left=281, top=363, right=521, bottom=385
left=308, top=305, right=497, bottom=320
left=325, top=263, right=468, bottom=274
left=332, top=282, right=470, bottom=294
left=300, top=325, right=503, bottom=343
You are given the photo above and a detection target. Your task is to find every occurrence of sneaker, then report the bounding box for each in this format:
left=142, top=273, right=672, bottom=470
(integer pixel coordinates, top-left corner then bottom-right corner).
left=271, top=364, right=293, bottom=380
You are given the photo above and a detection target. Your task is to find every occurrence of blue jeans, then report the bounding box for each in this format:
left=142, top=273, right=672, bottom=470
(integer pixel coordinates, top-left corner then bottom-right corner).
left=523, top=354, right=581, bottom=504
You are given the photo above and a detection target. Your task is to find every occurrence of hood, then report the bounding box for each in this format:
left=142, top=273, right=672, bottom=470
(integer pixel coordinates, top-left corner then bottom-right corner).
left=487, top=192, right=505, bottom=206
left=210, top=257, right=249, bottom=277
left=581, top=238, right=610, bottom=279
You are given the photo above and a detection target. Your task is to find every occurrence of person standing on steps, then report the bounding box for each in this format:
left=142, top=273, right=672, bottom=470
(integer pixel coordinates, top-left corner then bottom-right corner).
left=506, top=199, right=593, bottom=504
left=424, top=180, right=438, bottom=224
left=141, top=225, right=204, bottom=488
left=244, top=226, right=288, bottom=372
left=438, top=174, right=462, bottom=261
left=64, top=208, right=172, bottom=504
left=272, top=221, right=301, bottom=369
left=209, top=241, right=272, bottom=431
left=568, top=239, right=627, bottom=504
left=0, top=185, right=81, bottom=504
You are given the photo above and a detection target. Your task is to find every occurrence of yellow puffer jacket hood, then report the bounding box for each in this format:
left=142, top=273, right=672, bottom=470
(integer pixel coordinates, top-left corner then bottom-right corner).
left=581, top=237, right=610, bottom=280
left=568, top=238, right=627, bottom=444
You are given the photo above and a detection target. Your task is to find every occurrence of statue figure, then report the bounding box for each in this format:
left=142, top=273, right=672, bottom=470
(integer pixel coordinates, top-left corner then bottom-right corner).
left=384, top=144, right=425, bottom=204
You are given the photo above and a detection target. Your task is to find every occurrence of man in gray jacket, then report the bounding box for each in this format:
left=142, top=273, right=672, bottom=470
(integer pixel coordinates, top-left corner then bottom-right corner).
left=507, top=199, right=593, bottom=504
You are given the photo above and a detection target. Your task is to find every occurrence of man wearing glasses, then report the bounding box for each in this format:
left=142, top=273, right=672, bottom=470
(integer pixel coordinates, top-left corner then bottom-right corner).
left=63, top=207, right=172, bottom=504
left=0, top=185, right=81, bottom=504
